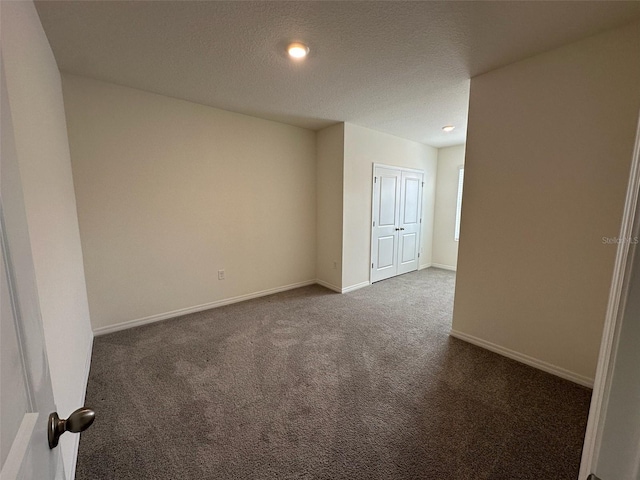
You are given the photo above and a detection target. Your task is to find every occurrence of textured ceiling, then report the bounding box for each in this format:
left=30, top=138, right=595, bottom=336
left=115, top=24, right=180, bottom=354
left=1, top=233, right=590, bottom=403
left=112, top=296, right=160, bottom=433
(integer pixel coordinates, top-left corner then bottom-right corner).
left=35, top=1, right=640, bottom=148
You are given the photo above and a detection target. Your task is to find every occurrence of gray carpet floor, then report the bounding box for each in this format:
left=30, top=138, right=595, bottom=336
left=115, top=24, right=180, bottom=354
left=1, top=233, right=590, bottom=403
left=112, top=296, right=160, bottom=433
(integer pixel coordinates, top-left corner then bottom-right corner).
left=76, top=268, right=591, bottom=479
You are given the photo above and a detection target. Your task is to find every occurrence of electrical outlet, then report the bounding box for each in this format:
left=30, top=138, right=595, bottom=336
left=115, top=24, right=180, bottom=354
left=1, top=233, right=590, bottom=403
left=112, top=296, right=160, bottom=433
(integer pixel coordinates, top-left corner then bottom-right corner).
left=218, top=269, right=225, bottom=280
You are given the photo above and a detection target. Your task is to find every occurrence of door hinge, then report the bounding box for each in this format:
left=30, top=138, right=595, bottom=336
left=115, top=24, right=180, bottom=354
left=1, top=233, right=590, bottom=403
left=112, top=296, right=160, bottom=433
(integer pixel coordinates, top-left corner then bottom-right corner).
left=422, top=181, right=424, bottom=187
left=374, top=176, right=377, bottom=183
left=418, top=253, right=420, bottom=257
left=372, top=263, right=374, bottom=269
left=420, top=218, right=422, bottom=223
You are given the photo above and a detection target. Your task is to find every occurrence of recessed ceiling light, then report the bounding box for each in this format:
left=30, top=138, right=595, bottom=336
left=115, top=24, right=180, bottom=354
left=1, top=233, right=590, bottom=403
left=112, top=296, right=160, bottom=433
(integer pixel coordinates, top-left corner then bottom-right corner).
left=287, top=42, right=309, bottom=59
left=442, top=125, right=455, bottom=132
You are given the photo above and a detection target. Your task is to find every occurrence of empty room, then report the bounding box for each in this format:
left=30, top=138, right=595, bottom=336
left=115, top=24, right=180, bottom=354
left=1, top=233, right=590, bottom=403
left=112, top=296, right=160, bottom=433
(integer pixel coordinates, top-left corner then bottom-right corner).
left=2, top=2, right=640, bottom=480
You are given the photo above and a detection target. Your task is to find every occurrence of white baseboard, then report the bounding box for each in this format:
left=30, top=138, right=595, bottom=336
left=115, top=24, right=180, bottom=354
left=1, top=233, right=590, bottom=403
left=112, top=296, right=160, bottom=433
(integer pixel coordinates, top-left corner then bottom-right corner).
left=431, top=263, right=457, bottom=271
left=316, top=279, right=370, bottom=294
left=419, top=263, right=432, bottom=270
left=93, top=280, right=317, bottom=336
left=341, top=281, right=370, bottom=293
left=315, top=279, right=342, bottom=293
left=449, top=329, right=594, bottom=388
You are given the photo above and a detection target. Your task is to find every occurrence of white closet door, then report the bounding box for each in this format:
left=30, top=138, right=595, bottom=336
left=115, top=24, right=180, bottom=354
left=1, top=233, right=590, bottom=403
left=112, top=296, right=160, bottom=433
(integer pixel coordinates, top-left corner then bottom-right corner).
left=371, top=167, right=401, bottom=283
left=397, top=171, right=423, bottom=275
left=371, top=166, right=424, bottom=283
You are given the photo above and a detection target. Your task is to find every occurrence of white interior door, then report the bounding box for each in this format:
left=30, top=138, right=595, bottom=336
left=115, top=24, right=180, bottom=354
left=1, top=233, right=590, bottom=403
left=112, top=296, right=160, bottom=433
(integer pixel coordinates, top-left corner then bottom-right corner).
left=371, top=166, right=423, bottom=283
left=593, top=234, right=640, bottom=480
left=371, top=167, right=402, bottom=283
left=1, top=58, right=64, bottom=480
left=397, top=171, right=423, bottom=275
left=579, top=113, right=640, bottom=480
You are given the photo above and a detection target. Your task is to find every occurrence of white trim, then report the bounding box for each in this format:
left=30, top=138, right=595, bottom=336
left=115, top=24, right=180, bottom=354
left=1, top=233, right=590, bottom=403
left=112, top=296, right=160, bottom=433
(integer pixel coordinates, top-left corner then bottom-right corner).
left=449, top=329, right=594, bottom=388
left=93, top=280, right=316, bottom=336
left=454, top=166, right=464, bottom=242
left=68, top=336, right=94, bottom=480
left=372, top=162, right=425, bottom=174
left=579, top=111, right=640, bottom=479
left=0, top=413, right=38, bottom=480
left=341, top=281, right=370, bottom=293
left=80, top=334, right=93, bottom=404
left=430, top=263, right=456, bottom=271
left=68, top=428, right=81, bottom=480
left=418, top=263, right=431, bottom=270
left=315, top=279, right=342, bottom=293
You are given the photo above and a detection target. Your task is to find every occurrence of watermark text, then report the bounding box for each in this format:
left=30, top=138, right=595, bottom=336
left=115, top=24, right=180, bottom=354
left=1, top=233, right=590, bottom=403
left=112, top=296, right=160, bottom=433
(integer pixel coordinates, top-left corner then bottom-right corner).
left=602, top=236, right=639, bottom=245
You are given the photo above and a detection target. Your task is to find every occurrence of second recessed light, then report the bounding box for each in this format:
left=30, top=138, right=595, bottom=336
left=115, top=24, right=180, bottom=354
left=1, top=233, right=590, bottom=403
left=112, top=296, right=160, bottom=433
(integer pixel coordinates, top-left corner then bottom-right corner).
left=442, top=125, right=455, bottom=132
left=287, top=42, right=309, bottom=59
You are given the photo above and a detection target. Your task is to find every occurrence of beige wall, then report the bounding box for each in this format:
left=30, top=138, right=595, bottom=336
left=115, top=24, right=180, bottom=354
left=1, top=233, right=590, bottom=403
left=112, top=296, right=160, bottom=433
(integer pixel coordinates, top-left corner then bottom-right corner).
left=63, top=75, right=317, bottom=331
left=316, top=124, right=344, bottom=291
left=452, top=22, right=640, bottom=384
left=433, top=145, right=465, bottom=270
left=343, top=123, right=438, bottom=289
left=1, top=2, right=94, bottom=474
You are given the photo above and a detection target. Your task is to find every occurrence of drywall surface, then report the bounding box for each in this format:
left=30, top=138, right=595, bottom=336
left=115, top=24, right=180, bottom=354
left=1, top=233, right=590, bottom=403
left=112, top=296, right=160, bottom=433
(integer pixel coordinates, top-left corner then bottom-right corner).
left=343, top=123, right=437, bottom=289
left=316, top=124, right=344, bottom=291
left=433, top=145, right=466, bottom=270
left=63, top=75, right=317, bottom=330
left=596, top=239, right=640, bottom=479
left=1, top=2, right=94, bottom=475
left=453, top=22, right=640, bottom=383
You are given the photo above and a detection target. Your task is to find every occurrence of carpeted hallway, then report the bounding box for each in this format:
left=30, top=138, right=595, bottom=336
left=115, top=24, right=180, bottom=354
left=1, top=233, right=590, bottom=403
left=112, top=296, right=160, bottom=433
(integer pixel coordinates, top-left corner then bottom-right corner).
left=76, top=268, right=591, bottom=479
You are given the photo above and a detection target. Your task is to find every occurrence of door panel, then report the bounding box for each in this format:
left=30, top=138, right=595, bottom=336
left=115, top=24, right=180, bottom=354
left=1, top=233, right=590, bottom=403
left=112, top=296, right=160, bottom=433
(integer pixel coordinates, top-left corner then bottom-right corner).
left=379, top=176, right=398, bottom=226
left=400, top=233, right=417, bottom=264
left=1, top=248, right=30, bottom=467
left=402, top=177, right=420, bottom=224
left=377, top=236, right=396, bottom=268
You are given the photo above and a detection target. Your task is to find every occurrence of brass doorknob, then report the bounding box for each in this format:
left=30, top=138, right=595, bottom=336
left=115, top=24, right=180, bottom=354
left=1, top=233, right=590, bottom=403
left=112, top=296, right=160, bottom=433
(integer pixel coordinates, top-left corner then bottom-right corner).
left=48, top=407, right=95, bottom=449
